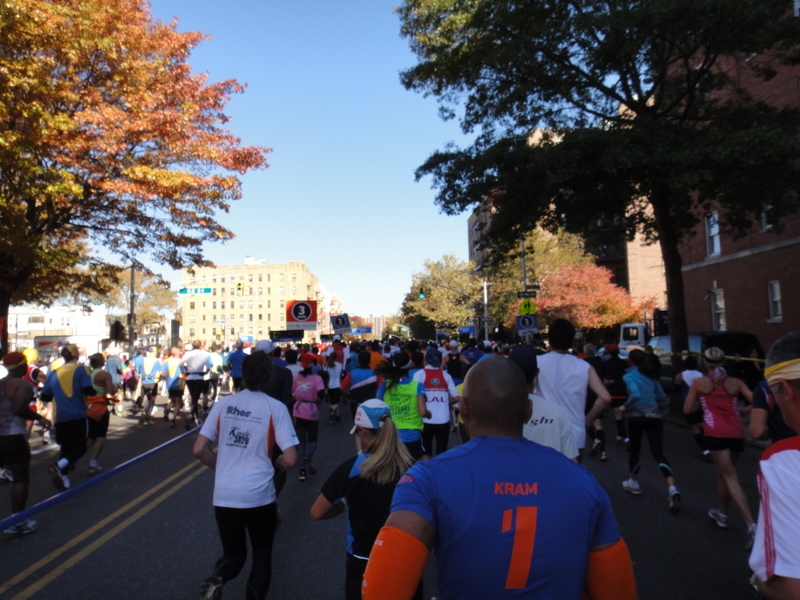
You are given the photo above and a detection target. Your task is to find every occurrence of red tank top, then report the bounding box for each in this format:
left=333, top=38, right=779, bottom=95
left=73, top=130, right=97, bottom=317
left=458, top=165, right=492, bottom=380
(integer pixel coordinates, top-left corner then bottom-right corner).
left=699, top=374, right=744, bottom=439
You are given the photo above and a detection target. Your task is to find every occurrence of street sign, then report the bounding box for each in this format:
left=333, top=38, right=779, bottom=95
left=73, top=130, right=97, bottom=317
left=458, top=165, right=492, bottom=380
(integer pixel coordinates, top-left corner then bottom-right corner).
left=519, top=298, right=537, bottom=315
left=517, top=291, right=537, bottom=299
left=350, top=327, right=373, bottom=335
left=458, top=326, right=476, bottom=335
left=516, top=315, right=539, bottom=335
left=525, top=284, right=541, bottom=291
left=238, top=335, right=253, bottom=342
left=330, top=314, right=351, bottom=334
left=178, top=287, right=212, bottom=295
left=286, top=300, right=317, bottom=331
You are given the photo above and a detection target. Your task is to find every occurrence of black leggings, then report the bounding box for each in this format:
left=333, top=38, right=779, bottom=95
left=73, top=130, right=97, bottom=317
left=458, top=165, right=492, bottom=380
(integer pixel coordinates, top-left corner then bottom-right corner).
left=54, top=418, right=87, bottom=471
left=213, top=503, right=278, bottom=600
left=422, top=422, right=450, bottom=456
left=627, top=416, right=673, bottom=478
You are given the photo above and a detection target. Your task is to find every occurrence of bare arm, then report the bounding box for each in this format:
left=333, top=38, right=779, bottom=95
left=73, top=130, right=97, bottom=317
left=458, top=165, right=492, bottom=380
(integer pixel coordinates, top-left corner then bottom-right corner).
left=417, top=394, right=431, bottom=420
left=310, top=494, right=346, bottom=521
left=276, top=445, right=298, bottom=470
left=756, top=575, right=800, bottom=600
left=7, top=379, right=47, bottom=425
left=193, top=434, right=217, bottom=469
left=749, top=408, right=771, bottom=441
left=684, top=380, right=704, bottom=415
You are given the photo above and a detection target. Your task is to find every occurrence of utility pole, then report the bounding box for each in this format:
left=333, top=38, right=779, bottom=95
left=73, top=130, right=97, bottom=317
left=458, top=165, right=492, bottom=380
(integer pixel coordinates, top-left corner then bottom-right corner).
left=128, top=265, right=136, bottom=354
left=521, top=237, right=531, bottom=345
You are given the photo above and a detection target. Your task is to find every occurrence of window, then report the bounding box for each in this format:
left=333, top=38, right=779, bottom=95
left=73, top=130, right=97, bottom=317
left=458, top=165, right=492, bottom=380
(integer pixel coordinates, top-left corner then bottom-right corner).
left=248, top=301, right=253, bottom=309
left=267, top=300, right=271, bottom=308
left=212, top=314, right=216, bottom=322
left=202, top=328, right=206, bottom=335
left=189, top=328, right=195, bottom=337
left=280, top=273, right=284, bottom=282
left=248, top=314, right=253, bottom=322
left=239, top=315, right=244, bottom=322
left=257, top=288, right=262, bottom=295
left=202, top=315, right=206, bottom=321
left=768, top=280, right=783, bottom=321
left=280, top=313, right=284, bottom=321
left=213, top=288, right=217, bottom=296
left=711, top=288, right=726, bottom=331
left=258, top=327, right=263, bottom=335
left=258, top=300, right=263, bottom=308
left=706, top=212, right=720, bottom=256
left=279, top=287, right=284, bottom=295
left=221, top=301, right=225, bottom=309
left=248, top=327, right=253, bottom=334
left=268, top=314, right=271, bottom=321
left=280, top=300, right=284, bottom=308
left=212, top=328, right=217, bottom=335
left=267, top=287, right=271, bottom=295
left=292, top=286, right=296, bottom=294
left=258, top=314, right=263, bottom=321
left=239, top=301, right=244, bottom=309
left=189, top=315, right=196, bottom=323
left=248, top=274, right=253, bottom=282
left=258, top=274, right=262, bottom=282
left=221, top=287, right=225, bottom=296
left=292, top=273, right=296, bottom=281
left=189, top=302, right=195, bottom=310
left=221, top=277, right=226, bottom=283
left=212, top=301, right=217, bottom=309
left=28, top=316, right=44, bottom=324
left=267, top=274, right=271, bottom=282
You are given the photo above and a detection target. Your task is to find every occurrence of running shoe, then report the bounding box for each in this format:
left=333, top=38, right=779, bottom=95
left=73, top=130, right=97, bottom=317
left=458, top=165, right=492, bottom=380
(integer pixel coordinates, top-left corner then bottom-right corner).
left=0, top=468, right=14, bottom=483
left=702, top=451, right=713, bottom=463
left=590, top=439, right=601, bottom=457
left=669, top=490, right=681, bottom=514
left=746, top=523, right=758, bottom=551
left=622, top=479, right=641, bottom=495
left=170, top=420, right=177, bottom=429
left=708, top=508, right=730, bottom=529
left=185, top=417, right=195, bottom=431
left=47, top=463, right=66, bottom=492
left=304, top=457, right=317, bottom=475
left=298, top=468, right=307, bottom=482
left=87, top=464, right=104, bottom=475
left=599, top=451, right=608, bottom=462
left=4, top=519, right=37, bottom=536
left=200, top=576, right=223, bottom=599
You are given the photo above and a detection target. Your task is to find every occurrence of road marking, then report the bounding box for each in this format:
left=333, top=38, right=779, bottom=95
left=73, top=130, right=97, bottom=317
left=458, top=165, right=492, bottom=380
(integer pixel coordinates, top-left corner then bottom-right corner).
left=0, top=460, right=206, bottom=596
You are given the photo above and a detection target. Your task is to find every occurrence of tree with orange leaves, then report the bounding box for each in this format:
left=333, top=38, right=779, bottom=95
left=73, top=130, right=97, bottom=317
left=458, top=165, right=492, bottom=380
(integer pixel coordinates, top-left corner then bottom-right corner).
left=532, top=263, right=655, bottom=330
left=0, top=0, right=269, bottom=352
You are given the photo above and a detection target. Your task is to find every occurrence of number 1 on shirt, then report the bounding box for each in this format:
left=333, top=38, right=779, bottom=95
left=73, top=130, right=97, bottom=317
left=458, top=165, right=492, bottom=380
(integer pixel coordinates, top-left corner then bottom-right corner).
left=501, top=506, right=538, bottom=589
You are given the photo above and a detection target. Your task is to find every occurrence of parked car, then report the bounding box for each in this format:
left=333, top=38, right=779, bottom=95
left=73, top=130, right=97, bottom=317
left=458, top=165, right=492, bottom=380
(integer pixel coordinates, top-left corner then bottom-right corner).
left=648, top=331, right=763, bottom=391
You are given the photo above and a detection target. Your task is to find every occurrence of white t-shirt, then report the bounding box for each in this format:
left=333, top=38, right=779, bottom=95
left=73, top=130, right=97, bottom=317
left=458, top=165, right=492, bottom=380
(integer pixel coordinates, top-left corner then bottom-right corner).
left=535, top=352, right=591, bottom=449
left=749, top=438, right=800, bottom=582
left=286, top=364, right=302, bottom=378
left=325, top=362, right=343, bottom=389
left=413, top=366, right=459, bottom=425
left=523, top=393, right=579, bottom=460
left=199, top=389, right=298, bottom=508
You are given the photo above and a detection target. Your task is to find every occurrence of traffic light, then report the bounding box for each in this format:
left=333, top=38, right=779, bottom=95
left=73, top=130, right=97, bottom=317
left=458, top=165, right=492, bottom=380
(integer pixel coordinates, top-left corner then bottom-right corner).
left=418, top=287, right=426, bottom=299
left=236, top=282, right=243, bottom=295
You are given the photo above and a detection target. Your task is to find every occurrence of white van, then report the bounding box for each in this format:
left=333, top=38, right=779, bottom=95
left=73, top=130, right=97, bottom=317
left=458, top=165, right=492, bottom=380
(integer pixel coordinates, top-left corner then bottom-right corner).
left=619, top=323, right=649, bottom=349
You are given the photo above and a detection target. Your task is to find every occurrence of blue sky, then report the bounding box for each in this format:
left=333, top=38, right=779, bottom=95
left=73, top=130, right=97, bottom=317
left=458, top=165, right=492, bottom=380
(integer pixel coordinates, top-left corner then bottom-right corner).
left=146, top=0, right=472, bottom=317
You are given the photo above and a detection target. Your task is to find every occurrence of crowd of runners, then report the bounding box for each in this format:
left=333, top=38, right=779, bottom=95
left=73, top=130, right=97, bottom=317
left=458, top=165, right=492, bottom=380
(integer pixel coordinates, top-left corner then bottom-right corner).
left=1, top=323, right=799, bottom=599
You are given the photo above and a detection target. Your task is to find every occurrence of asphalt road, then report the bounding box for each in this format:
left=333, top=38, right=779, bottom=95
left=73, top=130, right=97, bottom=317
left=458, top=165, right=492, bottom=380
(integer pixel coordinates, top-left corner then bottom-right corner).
left=0, top=395, right=763, bottom=600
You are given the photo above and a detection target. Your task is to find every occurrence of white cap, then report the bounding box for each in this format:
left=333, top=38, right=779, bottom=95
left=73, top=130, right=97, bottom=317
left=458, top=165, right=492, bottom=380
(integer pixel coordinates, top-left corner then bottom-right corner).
left=255, top=339, right=275, bottom=353
left=350, top=399, right=392, bottom=434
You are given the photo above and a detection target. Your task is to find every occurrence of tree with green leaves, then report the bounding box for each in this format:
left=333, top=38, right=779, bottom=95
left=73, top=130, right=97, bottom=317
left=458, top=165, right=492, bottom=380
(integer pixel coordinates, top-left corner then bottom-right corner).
left=0, top=0, right=269, bottom=353
left=398, top=0, right=800, bottom=358
left=405, top=254, right=482, bottom=335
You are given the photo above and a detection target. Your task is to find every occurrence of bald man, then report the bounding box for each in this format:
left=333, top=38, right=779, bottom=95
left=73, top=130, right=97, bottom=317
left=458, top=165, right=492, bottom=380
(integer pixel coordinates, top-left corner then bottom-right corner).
left=362, top=356, right=636, bottom=600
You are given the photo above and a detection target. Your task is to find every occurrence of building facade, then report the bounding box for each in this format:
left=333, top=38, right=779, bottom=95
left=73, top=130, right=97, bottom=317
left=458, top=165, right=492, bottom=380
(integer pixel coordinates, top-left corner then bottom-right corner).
left=6, top=303, right=109, bottom=358
left=679, top=210, right=800, bottom=351
left=180, top=258, right=327, bottom=347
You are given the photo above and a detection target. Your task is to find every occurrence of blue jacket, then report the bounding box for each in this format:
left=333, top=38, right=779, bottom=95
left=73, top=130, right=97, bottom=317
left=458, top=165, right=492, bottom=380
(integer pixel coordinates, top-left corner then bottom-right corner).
left=622, top=366, right=666, bottom=418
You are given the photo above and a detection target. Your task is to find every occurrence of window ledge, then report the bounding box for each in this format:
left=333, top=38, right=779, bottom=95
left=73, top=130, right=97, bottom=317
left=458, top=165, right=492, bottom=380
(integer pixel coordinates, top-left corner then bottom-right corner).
left=767, top=317, right=783, bottom=324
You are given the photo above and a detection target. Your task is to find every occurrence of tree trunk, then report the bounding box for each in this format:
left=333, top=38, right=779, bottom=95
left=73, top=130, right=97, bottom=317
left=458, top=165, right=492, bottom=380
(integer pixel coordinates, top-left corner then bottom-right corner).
left=650, top=183, right=690, bottom=373
left=0, top=292, right=10, bottom=360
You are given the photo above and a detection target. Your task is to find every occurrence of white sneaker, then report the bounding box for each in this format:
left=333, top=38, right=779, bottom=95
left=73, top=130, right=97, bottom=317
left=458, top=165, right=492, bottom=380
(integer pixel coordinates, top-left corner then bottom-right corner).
left=87, top=464, right=104, bottom=475
left=622, top=479, right=641, bottom=495
left=708, top=508, right=730, bottom=529
left=0, top=468, right=14, bottom=483
left=4, top=519, right=37, bottom=536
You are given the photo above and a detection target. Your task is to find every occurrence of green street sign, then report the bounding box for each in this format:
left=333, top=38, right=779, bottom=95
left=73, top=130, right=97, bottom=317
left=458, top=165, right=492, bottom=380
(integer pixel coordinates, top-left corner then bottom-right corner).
left=179, top=287, right=212, bottom=295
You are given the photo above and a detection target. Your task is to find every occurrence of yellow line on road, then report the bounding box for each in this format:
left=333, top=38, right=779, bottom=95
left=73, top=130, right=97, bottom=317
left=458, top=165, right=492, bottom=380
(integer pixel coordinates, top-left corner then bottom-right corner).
left=0, top=460, right=206, bottom=596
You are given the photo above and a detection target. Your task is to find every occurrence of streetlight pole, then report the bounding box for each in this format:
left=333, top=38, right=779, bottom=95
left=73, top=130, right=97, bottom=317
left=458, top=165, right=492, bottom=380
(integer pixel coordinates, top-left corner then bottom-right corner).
left=483, top=280, right=490, bottom=342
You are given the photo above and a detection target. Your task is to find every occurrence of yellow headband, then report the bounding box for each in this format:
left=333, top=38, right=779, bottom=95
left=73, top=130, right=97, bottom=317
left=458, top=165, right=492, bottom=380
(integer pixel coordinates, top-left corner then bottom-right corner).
left=2, top=358, right=26, bottom=370
left=765, top=358, right=800, bottom=386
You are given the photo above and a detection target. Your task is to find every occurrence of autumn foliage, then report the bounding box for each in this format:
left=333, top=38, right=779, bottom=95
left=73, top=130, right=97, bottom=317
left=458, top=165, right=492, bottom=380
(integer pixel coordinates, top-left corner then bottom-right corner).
left=532, top=264, right=655, bottom=330
left=0, top=0, right=270, bottom=350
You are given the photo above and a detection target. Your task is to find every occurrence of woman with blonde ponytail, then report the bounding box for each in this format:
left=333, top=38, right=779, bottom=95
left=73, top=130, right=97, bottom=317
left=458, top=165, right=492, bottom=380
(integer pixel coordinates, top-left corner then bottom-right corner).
left=311, top=400, right=420, bottom=600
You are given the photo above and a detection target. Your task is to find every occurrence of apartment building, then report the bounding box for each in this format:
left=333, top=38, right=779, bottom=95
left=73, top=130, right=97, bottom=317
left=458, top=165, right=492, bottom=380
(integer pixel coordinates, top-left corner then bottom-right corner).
left=181, top=258, right=325, bottom=347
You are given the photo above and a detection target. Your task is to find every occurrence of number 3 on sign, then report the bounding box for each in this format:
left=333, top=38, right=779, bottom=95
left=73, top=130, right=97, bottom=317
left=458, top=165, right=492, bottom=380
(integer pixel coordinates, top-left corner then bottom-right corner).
left=501, top=507, right=538, bottom=589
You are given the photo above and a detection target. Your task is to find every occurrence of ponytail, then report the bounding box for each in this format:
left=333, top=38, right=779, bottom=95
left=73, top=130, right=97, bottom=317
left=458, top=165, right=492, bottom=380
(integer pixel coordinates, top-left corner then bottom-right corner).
left=358, top=416, right=413, bottom=485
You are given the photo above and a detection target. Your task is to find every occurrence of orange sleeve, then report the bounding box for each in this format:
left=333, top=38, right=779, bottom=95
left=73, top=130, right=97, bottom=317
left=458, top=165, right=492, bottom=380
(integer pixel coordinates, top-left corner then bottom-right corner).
left=362, top=526, right=430, bottom=600
left=582, top=539, right=637, bottom=600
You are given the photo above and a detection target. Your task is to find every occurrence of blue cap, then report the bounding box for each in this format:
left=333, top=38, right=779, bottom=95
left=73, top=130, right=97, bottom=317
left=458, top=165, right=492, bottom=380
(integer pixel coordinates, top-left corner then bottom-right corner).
left=426, top=348, right=442, bottom=367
